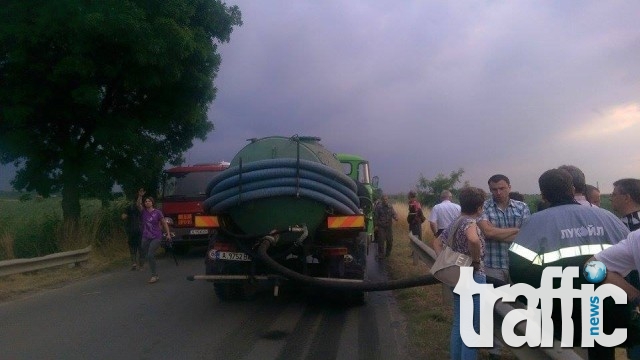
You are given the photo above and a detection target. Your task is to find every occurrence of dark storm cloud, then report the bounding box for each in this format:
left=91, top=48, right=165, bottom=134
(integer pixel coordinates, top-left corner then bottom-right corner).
left=2, top=1, right=639, bottom=194
left=186, top=0, right=640, bottom=195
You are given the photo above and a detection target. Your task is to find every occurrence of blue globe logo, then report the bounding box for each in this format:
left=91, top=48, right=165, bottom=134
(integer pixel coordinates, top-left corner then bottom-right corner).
left=584, top=260, right=607, bottom=284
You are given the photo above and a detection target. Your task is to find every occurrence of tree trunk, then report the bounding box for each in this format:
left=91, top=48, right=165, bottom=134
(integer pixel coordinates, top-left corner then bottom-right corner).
left=61, top=160, right=82, bottom=226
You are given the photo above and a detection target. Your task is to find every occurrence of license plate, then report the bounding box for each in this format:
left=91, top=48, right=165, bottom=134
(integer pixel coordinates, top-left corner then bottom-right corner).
left=215, top=251, right=251, bottom=261
left=190, top=229, right=209, bottom=235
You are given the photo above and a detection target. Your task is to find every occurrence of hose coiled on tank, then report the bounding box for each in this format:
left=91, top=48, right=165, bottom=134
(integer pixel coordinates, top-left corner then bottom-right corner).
left=206, top=158, right=357, bottom=194
left=204, top=158, right=360, bottom=214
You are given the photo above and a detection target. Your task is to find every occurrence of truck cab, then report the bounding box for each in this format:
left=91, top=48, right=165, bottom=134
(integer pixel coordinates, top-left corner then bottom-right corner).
left=335, top=153, right=379, bottom=244
left=160, top=162, right=230, bottom=252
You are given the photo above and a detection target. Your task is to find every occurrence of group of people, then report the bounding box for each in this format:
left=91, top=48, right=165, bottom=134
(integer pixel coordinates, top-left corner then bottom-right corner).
left=372, top=189, right=460, bottom=261
left=430, top=174, right=526, bottom=360
left=426, top=166, right=640, bottom=360
left=121, top=188, right=172, bottom=284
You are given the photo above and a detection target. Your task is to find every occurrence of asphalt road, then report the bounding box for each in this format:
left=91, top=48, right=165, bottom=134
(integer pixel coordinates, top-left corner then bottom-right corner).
left=0, top=247, right=412, bottom=360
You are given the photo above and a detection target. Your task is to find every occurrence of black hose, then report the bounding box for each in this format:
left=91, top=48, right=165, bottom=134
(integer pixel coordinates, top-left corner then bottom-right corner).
left=256, top=238, right=441, bottom=291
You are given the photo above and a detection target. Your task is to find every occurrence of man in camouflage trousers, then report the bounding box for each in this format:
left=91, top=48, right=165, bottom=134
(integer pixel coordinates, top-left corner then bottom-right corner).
left=374, top=194, right=398, bottom=260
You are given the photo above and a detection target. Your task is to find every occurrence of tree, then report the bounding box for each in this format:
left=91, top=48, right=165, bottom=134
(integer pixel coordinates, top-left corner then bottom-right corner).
left=416, top=168, right=467, bottom=207
left=0, top=0, right=242, bottom=223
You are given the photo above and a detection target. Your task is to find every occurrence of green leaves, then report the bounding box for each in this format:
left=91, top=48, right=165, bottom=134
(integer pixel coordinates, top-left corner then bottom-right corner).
left=416, top=168, right=465, bottom=207
left=0, top=0, right=242, bottom=221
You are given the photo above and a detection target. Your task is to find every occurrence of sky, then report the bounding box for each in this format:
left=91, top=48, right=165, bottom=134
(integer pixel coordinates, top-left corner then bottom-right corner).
left=2, top=1, right=639, bottom=195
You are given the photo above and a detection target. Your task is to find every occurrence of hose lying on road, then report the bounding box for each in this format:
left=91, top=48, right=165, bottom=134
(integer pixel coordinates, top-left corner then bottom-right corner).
left=186, top=230, right=508, bottom=290
left=254, top=236, right=441, bottom=291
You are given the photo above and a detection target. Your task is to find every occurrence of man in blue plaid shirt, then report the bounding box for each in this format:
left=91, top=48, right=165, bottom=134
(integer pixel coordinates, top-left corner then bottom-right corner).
left=478, top=174, right=531, bottom=284
left=478, top=174, right=530, bottom=359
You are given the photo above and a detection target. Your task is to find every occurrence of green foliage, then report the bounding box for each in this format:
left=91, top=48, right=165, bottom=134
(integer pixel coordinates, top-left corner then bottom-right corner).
left=523, top=193, right=543, bottom=213
left=416, top=168, right=466, bottom=207
left=13, top=215, right=60, bottom=258
left=600, top=194, right=613, bottom=212
left=89, top=199, right=129, bottom=247
left=0, top=198, right=128, bottom=260
left=0, top=0, right=242, bottom=222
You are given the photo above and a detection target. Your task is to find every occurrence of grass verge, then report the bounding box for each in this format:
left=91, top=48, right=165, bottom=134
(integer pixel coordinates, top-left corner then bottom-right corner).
left=0, top=238, right=129, bottom=302
left=386, top=203, right=454, bottom=359
left=387, top=203, right=521, bottom=360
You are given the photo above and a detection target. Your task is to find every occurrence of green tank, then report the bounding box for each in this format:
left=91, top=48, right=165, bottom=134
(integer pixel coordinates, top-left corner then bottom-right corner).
left=231, top=136, right=342, bottom=170
left=205, top=135, right=359, bottom=242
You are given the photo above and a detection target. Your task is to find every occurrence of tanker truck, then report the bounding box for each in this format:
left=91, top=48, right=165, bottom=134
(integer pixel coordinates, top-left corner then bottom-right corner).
left=190, top=135, right=378, bottom=303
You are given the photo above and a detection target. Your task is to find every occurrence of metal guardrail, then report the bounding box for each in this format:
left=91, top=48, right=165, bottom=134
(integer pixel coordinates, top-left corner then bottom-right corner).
left=408, top=233, right=584, bottom=360
left=0, top=246, right=92, bottom=277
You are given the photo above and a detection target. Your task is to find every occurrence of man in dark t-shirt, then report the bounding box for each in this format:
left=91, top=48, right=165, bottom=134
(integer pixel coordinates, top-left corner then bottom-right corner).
left=121, top=193, right=142, bottom=270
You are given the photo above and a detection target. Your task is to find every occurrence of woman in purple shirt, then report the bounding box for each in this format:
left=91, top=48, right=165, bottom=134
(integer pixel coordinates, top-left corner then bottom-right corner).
left=137, top=190, right=172, bottom=284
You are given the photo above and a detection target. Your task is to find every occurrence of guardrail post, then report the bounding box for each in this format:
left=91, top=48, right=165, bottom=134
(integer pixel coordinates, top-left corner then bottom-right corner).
left=441, top=284, right=453, bottom=304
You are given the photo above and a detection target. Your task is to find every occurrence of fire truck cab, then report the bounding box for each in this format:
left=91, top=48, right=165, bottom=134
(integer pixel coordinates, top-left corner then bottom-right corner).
left=160, top=162, right=230, bottom=252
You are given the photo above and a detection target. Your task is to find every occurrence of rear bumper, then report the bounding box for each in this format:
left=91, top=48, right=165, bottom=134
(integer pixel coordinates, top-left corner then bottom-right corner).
left=189, top=273, right=364, bottom=284
left=204, top=255, right=365, bottom=282
left=169, top=228, right=216, bottom=246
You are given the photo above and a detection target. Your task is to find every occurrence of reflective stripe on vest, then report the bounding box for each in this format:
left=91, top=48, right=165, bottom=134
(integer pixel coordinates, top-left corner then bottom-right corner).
left=509, top=243, right=613, bottom=265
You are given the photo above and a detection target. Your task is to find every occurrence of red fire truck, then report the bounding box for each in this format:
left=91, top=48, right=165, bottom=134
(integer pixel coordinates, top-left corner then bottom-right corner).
left=160, top=162, right=230, bottom=252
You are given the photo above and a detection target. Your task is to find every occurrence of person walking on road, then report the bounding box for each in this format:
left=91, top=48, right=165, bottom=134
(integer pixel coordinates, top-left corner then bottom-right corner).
left=137, top=189, right=172, bottom=284
left=374, top=194, right=398, bottom=260
left=121, top=189, right=143, bottom=270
